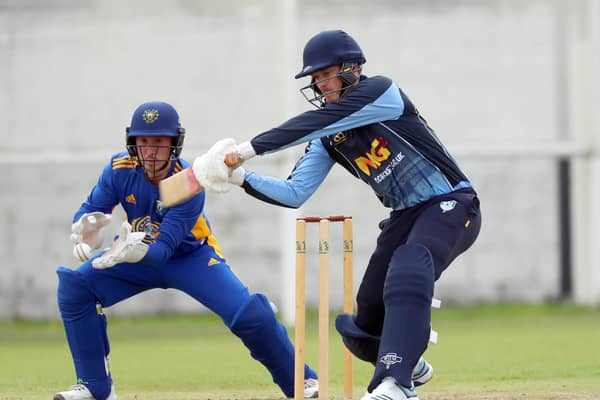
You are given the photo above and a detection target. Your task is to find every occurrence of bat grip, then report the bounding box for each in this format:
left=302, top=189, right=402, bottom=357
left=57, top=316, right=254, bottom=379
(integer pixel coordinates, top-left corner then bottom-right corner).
left=224, top=152, right=242, bottom=168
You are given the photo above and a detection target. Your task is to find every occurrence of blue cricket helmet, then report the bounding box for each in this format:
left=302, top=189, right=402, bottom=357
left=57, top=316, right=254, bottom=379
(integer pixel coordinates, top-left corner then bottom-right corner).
left=126, top=101, right=185, bottom=157
left=295, top=30, right=366, bottom=79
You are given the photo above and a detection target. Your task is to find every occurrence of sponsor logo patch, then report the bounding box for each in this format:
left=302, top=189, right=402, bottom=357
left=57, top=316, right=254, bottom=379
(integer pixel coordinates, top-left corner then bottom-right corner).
left=354, top=137, right=392, bottom=176
left=380, top=353, right=403, bottom=370
left=333, top=131, right=346, bottom=144
left=440, top=200, right=457, bottom=213
left=373, top=153, right=405, bottom=184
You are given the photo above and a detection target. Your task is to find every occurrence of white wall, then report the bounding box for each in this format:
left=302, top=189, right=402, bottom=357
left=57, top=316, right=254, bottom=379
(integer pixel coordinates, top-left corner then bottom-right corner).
left=0, top=0, right=595, bottom=319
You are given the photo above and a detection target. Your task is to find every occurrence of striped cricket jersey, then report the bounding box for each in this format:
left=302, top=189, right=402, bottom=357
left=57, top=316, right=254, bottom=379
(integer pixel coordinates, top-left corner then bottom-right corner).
left=74, top=152, right=222, bottom=265
left=241, top=75, right=474, bottom=210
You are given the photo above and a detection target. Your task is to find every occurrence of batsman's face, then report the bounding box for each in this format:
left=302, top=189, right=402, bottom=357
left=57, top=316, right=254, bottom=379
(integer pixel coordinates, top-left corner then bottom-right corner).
left=312, top=65, right=344, bottom=104
left=136, top=136, right=173, bottom=182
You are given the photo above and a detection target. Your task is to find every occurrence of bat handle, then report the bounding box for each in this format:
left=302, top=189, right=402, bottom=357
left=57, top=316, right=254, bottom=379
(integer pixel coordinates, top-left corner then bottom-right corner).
left=224, top=152, right=242, bottom=168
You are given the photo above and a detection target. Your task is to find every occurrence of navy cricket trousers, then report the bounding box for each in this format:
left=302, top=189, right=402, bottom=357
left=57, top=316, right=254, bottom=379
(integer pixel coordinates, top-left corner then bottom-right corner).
left=355, top=189, right=481, bottom=335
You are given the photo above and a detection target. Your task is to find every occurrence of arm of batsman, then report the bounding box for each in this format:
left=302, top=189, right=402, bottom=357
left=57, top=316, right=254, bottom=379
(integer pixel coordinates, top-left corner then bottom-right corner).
left=192, top=138, right=256, bottom=193
left=227, top=166, right=246, bottom=186
left=208, top=138, right=256, bottom=168
left=92, top=221, right=148, bottom=269
left=192, top=138, right=237, bottom=193
left=192, top=152, right=231, bottom=193
left=221, top=140, right=256, bottom=170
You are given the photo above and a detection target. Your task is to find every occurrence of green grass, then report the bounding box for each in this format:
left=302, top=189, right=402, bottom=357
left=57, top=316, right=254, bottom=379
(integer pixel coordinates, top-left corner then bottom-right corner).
left=1, top=304, right=600, bottom=399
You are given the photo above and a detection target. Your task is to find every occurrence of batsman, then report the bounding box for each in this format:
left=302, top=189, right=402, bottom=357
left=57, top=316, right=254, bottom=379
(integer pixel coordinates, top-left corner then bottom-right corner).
left=54, top=101, right=319, bottom=400
left=191, top=30, right=482, bottom=400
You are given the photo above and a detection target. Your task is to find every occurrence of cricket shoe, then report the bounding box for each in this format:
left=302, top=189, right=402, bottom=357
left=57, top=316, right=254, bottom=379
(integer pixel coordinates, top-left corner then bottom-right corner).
left=412, top=357, right=433, bottom=386
left=360, top=377, right=418, bottom=400
left=54, top=384, right=117, bottom=400
left=304, top=378, right=319, bottom=398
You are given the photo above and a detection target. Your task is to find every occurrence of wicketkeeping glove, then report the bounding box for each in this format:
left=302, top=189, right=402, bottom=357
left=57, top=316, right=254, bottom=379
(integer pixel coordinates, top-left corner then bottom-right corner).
left=92, top=221, right=149, bottom=269
left=71, top=212, right=112, bottom=262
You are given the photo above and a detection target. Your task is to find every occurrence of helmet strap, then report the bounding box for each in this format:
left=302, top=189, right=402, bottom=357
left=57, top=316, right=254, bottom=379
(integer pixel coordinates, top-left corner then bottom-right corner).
left=339, top=62, right=359, bottom=86
left=339, top=62, right=362, bottom=97
left=125, top=127, right=137, bottom=157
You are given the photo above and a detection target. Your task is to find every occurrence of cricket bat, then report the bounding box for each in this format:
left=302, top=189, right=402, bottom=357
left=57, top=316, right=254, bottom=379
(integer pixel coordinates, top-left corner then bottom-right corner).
left=159, top=152, right=240, bottom=207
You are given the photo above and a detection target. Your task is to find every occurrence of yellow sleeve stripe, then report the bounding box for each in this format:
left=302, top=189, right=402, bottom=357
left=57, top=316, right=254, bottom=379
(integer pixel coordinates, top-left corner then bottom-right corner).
left=113, top=160, right=137, bottom=166
left=112, top=155, right=138, bottom=170
left=113, top=159, right=137, bottom=165
left=191, top=215, right=224, bottom=258
left=113, top=155, right=137, bottom=163
left=174, top=162, right=184, bottom=173
left=206, top=235, right=224, bottom=259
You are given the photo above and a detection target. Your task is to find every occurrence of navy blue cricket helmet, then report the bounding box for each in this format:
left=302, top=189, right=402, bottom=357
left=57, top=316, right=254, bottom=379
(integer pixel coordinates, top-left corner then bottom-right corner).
left=295, top=30, right=366, bottom=79
left=125, top=101, right=185, bottom=158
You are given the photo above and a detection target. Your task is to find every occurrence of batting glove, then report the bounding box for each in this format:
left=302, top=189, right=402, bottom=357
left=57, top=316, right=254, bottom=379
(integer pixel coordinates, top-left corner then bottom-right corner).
left=193, top=138, right=238, bottom=193
left=228, top=166, right=246, bottom=186
left=233, top=141, right=256, bottom=162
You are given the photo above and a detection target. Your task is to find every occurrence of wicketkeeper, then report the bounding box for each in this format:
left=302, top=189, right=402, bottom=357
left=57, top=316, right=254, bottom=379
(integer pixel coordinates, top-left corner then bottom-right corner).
left=54, top=101, right=319, bottom=400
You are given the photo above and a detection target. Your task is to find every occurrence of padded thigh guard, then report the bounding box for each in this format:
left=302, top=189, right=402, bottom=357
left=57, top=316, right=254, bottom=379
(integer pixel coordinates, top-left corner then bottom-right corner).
left=229, top=293, right=317, bottom=398
left=57, top=267, right=113, bottom=400
left=369, top=244, right=434, bottom=391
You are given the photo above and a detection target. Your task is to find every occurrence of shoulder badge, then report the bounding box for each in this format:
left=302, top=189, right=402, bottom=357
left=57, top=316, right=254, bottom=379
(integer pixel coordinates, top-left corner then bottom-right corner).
left=333, top=131, right=346, bottom=144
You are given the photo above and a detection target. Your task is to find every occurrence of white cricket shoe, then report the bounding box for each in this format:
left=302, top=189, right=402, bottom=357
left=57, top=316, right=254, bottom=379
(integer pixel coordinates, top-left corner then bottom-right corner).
left=360, top=377, right=418, bottom=400
left=412, top=357, right=434, bottom=386
left=54, top=384, right=117, bottom=400
left=304, top=378, right=319, bottom=398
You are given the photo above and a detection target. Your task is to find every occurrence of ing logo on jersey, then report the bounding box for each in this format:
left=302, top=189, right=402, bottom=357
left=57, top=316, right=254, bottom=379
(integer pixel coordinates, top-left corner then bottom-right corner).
left=354, top=137, right=391, bottom=176
left=131, top=216, right=160, bottom=244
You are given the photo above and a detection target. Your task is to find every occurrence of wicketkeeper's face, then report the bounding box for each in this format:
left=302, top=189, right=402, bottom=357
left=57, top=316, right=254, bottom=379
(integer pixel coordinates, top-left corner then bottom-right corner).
left=135, top=136, right=173, bottom=182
